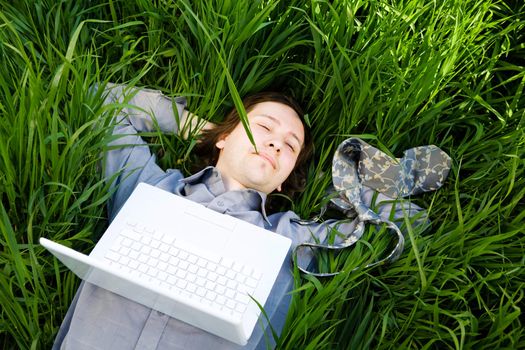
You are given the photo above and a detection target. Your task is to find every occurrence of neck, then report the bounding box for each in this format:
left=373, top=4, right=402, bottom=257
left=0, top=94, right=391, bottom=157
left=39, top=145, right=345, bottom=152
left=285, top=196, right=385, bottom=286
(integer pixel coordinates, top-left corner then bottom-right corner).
left=215, top=166, right=246, bottom=192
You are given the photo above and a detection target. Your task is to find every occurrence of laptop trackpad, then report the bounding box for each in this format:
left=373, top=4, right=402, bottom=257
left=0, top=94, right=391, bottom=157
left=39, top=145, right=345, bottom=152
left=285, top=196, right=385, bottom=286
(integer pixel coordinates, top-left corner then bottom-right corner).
left=177, top=216, right=230, bottom=251
left=175, top=207, right=236, bottom=249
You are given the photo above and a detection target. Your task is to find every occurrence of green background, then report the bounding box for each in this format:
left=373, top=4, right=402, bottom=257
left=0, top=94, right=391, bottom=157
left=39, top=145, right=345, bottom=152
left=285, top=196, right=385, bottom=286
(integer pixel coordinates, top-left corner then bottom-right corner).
left=0, top=0, right=523, bottom=349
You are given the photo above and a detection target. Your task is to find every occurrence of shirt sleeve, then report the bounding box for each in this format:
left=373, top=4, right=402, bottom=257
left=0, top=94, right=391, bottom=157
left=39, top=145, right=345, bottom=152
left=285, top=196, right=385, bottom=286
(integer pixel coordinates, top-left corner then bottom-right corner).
left=95, top=83, right=187, bottom=218
left=290, top=185, right=428, bottom=244
left=276, top=185, right=428, bottom=271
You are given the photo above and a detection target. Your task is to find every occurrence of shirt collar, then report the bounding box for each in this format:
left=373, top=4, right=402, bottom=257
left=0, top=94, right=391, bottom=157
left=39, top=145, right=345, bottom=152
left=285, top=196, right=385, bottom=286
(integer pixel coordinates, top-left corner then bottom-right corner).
left=180, top=166, right=271, bottom=224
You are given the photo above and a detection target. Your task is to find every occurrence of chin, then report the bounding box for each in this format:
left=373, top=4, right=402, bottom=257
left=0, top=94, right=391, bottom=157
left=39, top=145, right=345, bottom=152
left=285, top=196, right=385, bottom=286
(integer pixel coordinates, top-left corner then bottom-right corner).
left=245, top=179, right=274, bottom=194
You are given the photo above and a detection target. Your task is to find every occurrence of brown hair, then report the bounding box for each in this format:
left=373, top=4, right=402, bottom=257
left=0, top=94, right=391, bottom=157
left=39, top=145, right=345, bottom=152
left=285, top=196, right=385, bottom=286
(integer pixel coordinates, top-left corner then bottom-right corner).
left=192, top=91, right=314, bottom=200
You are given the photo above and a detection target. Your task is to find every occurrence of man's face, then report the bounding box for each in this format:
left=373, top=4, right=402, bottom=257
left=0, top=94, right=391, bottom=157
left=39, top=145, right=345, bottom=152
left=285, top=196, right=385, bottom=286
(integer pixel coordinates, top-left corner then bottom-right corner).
left=215, top=101, right=305, bottom=194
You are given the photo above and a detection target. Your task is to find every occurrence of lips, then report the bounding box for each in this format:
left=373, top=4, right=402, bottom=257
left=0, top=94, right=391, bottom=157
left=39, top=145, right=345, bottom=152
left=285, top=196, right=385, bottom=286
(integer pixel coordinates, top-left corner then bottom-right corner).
left=257, top=152, right=276, bottom=169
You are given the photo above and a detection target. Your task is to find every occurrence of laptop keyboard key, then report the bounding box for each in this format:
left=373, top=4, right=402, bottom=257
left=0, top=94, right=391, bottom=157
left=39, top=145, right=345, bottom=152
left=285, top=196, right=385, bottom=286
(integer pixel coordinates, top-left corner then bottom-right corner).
left=105, top=220, right=263, bottom=323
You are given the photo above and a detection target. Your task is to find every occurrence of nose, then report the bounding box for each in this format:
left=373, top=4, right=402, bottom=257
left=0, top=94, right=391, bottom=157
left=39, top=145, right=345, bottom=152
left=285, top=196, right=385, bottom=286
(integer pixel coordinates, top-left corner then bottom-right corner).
left=268, top=141, right=282, bottom=153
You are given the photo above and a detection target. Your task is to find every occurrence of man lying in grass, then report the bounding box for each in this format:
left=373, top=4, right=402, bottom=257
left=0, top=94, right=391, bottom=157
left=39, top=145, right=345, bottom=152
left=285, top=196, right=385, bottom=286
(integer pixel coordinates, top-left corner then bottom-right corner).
left=52, top=83, right=423, bottom=350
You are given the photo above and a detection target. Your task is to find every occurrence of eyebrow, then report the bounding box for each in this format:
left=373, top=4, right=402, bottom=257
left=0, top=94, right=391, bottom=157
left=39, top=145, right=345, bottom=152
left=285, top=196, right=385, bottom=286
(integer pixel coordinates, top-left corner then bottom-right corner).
left=256, top=114, right=303, bottom=146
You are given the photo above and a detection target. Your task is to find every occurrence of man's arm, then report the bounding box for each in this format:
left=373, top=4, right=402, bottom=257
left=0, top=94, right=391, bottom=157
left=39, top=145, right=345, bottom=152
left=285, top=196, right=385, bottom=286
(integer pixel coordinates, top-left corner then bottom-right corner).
left=98, top=82, right=185, bottom=134
left=98, top=82, right=214, bottom=138
left=287, top=185, right=428, bottom=274
left=94, top=83, right=202, bottom=218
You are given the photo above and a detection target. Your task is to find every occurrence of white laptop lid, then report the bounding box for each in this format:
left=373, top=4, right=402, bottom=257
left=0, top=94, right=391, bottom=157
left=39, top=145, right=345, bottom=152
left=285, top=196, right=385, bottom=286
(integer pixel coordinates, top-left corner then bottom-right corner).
left=40, top=183, right=291, bottom=345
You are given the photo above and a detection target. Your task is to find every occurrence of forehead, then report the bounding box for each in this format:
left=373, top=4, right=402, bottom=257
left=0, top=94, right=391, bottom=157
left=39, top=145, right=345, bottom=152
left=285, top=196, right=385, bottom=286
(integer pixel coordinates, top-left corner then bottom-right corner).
left=247, top=101, right=305, bottom=144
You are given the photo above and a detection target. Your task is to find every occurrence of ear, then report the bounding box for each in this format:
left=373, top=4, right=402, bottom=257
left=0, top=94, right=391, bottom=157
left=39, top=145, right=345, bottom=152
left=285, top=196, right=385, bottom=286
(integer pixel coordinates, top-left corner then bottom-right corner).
left=215, top=139, right=226, bottom=149
left=215, top=132, right=230, bottom=150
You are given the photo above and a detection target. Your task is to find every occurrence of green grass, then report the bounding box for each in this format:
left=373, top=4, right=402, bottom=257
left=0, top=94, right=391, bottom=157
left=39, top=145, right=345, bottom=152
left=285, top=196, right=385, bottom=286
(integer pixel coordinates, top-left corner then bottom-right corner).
left=0, top=0, right=523, bottom=349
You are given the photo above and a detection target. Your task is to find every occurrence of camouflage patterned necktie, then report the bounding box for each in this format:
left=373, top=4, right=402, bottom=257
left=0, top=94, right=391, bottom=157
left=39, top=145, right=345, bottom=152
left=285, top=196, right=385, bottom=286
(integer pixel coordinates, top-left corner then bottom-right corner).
left=295, top=138, right=451, bottom=277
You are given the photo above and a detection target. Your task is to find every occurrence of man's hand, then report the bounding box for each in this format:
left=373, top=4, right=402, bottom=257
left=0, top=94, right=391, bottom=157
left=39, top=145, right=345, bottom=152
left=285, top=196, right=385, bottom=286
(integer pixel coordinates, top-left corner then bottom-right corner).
left=180, top=109, right=217, bottom=139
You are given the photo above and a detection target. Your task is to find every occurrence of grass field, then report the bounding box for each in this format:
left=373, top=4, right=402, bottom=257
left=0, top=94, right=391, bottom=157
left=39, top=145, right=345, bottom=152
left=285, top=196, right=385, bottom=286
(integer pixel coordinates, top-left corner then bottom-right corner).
left=0, top=0, right=523, bottom=349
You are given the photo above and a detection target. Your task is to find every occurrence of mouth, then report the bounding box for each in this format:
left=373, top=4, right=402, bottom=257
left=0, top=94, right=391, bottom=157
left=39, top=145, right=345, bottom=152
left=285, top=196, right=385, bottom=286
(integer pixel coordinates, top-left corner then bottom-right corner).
left=257, top=152, right=276, bottom=169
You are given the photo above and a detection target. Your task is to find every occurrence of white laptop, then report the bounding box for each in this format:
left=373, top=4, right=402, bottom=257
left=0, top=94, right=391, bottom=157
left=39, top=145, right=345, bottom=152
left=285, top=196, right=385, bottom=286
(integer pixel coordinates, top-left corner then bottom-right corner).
left=40, top=182, right=291, bottom=345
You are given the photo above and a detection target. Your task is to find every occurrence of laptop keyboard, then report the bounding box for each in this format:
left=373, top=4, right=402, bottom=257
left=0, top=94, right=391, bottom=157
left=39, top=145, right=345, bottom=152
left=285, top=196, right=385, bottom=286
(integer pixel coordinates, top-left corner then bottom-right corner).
left=104, top=220, right=262, bottom=320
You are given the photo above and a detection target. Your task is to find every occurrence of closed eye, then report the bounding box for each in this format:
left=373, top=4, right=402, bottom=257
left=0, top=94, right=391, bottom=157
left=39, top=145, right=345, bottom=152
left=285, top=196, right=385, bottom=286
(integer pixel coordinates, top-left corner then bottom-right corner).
left=257, top=123, right=270, bottom=131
